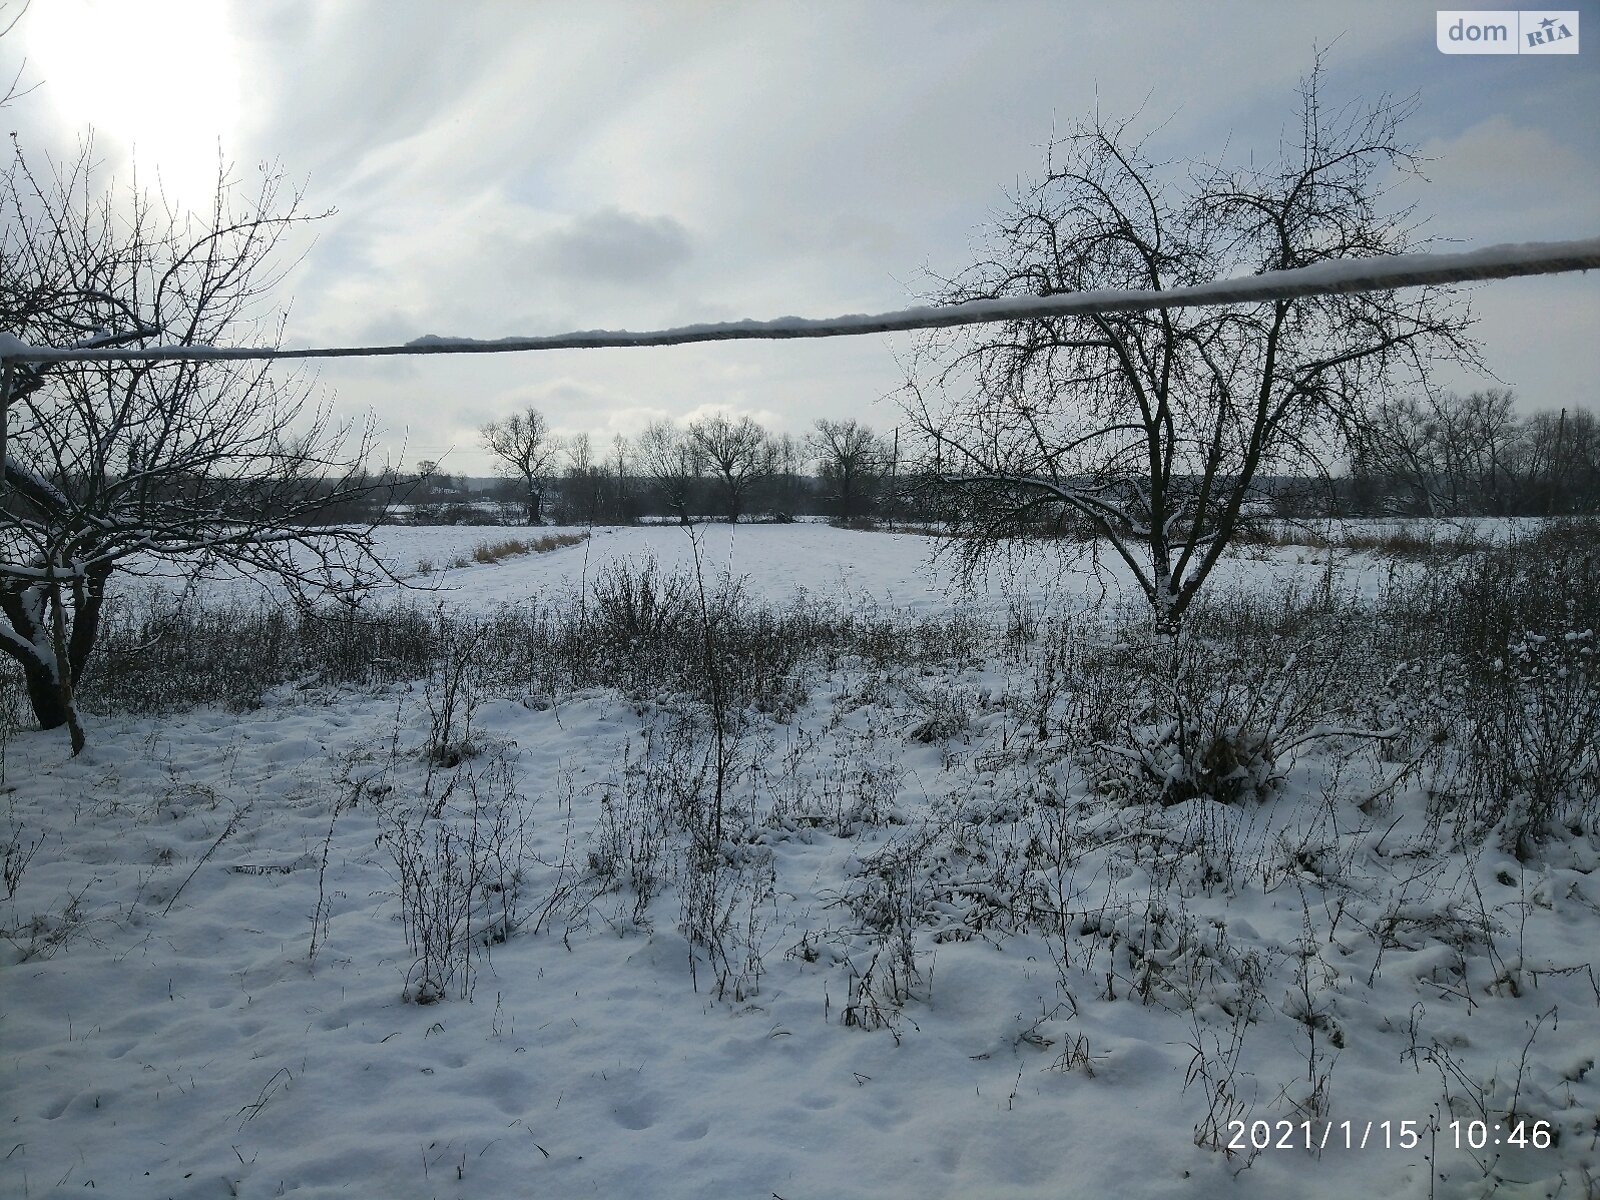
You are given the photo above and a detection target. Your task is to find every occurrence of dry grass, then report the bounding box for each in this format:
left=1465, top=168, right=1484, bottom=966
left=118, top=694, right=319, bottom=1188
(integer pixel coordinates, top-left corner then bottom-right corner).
left=1230, top=521, right=1487, bottom=559
left=419, top=532, right=589, bottom=574
left=873, top=517, right=1480, bottom=558
left=470, top=532, right=589, bottom=565
left=870, top=522, right=961, bottom=538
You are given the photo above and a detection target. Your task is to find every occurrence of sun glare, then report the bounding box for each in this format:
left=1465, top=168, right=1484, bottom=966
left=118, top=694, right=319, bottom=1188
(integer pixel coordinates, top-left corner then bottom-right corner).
left=26, top=0, right=241, bottom=212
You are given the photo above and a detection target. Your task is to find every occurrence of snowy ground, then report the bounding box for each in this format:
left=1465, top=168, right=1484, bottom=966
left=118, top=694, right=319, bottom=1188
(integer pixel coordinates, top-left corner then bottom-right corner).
left=125, top=517, right=1394, bottom=613
left=4, top=522, right=1596, bottom=1199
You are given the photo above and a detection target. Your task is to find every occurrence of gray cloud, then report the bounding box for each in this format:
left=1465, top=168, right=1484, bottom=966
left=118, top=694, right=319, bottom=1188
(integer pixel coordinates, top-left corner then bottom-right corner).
left=530, top=208, right=693, bottom=284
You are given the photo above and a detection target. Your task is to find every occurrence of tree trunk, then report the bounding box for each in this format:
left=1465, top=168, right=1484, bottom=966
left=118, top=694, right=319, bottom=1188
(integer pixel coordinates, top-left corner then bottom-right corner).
left=4, top=644, right=84, bottom=753
left=18, top=654, right=68, bottom=727
left=2, top=581, right=93, bottom=754
left=67, top=567, right=111, bottom=685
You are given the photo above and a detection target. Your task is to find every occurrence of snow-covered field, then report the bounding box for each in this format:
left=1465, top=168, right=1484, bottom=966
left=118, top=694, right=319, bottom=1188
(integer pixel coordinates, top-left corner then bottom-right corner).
left=4, top=523, right=1596, bottom=1199
left=135, top=518, right=1395, bottom=613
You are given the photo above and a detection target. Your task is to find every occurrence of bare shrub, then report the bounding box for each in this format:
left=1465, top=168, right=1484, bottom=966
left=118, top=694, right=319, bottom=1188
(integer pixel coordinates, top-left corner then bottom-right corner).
left=1186, top=997, right=1260, bottom=1158
left=80, top=591, right=439, bottom=714
left=378, top=755, right=528, bottom=1004
left=1375, top=521, right=1600, bottom=854
left=81, top=595, right=295, bottom=715
left=2, top=815, right=41, bottom=899
left=1402, top=1004, right=1569, bottom=1176
left=1459, top=631, right=1598, bottom=857
left=0, top=672, right=21, bottom=786
left=423, top=608, right=486, bottom=772
left=588, top=729, right=687, bottom=927
left=679, top=838, right=776, bottom=1003
left=582, top=557, right=695, bottom=694
left=309, top=755, right=395, bottom=968
left=839, top=934, right=922, bottom=1043
left=829, top=829, right=932, bottom=1039
left=3, top=878, right=96, bottom=962
left=584, top=686, right=774, bottom=1001
left=1084, top=605, right=1380, bottom=810
left=903, top=679, right=976, bottom=745
left=1284, top=908, right=1341, bottom=1124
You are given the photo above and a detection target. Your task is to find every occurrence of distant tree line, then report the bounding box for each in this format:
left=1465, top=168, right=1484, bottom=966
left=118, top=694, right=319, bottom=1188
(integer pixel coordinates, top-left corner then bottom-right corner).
left=34, top=391, right=1586, bottom=540
left=394, top=391, right=1596, bottom=529
left=1338, top=390, right=1599, bottom=517
left=461, top=410, right=909, bottom=526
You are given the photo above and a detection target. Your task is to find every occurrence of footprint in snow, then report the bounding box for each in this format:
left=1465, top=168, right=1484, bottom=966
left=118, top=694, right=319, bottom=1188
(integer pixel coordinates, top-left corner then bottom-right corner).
left=610, top=1094, right=659, bottom=1131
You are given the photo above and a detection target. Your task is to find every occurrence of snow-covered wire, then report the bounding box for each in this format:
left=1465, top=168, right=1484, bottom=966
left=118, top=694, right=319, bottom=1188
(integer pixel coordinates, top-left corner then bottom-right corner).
left=1, top=236, right=1597, bottom=365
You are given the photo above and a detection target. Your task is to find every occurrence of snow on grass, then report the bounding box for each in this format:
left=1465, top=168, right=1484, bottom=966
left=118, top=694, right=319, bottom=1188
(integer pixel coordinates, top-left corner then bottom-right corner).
left=3, top=522, right=1597, bottom=1199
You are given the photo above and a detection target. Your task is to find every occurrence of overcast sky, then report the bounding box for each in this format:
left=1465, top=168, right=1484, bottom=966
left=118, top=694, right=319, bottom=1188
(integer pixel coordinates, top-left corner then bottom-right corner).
left=7, top=0, right=1599, bottom=474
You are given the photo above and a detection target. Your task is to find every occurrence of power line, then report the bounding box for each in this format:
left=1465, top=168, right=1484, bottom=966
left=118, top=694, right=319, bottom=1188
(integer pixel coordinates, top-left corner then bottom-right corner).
left=1, top=236, right=1596, bottom=366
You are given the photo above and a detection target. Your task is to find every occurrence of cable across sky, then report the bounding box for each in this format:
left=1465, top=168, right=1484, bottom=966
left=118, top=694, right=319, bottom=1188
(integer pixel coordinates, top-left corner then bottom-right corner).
left=2, top=236, right=1597, bottom=366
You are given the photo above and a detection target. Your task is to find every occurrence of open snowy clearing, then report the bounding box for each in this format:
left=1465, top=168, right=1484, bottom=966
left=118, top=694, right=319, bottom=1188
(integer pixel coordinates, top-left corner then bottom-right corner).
left=120, top=516, right=1423, bottom=614
left=3, top=522, right=1597, bottom=1199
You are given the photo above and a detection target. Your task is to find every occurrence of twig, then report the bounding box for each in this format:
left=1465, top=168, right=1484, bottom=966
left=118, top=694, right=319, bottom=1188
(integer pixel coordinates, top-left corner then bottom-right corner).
left=164, top=803, right=252, bottom=916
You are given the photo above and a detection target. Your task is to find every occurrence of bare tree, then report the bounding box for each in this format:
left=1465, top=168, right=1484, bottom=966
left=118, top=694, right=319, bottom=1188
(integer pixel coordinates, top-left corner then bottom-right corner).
left=1522, top=407, right=1600, bottom=514
left=609, top=433, right=637, bottom=524
left=809, top=418, right=890, bottom=525
left=1351, top=395, right=1600, bottom=517
left=1347, top=395, right=1448, bottom=516
left=560, top=430, right=616, bottom=525
left=1349, top=388, right=1518, bottom=516
left=405, top=459, right=462, bottom=512
left=1444, top=389, right=1519, bottom=514
left=688, top=413, right=770, bottom=524
left=1, top=142, right=389, bottom=751
left=482, top=406, right=561, bottom=525
left=0, top=4, right=31, bottom=113
left=762, top=430, right=806, bottom=520
left=903, top=60, right=1475, bottom=632
left=636, top=419, right=702, bottom=524
left=563, top=430, right=637, bottom=525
